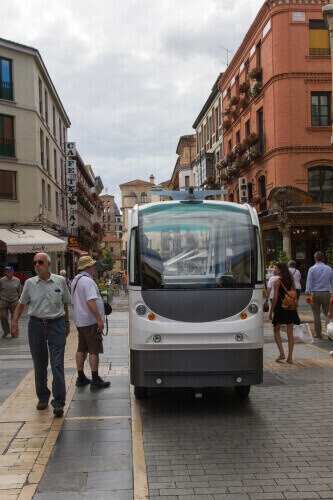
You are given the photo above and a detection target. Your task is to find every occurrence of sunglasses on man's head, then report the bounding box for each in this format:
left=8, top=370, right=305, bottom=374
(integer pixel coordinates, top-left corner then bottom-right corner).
left=33, top=260, right=45, bottom=265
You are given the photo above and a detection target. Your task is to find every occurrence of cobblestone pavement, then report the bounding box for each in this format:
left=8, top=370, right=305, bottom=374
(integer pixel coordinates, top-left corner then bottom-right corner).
left=0, top=293, right=332, bottom=499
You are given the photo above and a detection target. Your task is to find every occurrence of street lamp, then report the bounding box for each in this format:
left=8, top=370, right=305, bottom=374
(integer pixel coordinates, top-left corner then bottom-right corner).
left=322, top=1, right=333, bottom=145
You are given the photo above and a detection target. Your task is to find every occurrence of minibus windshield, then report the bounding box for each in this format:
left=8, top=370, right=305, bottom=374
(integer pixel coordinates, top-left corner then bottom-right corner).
left=139, top=202, right=255, bottom=290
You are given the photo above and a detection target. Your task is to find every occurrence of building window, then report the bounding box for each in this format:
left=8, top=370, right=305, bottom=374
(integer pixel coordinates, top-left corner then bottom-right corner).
left=248, top=182, right=253, bottom=201
left=141, top=192, right=147, bottom=203
left=55, top=191, right=59, bottom=214
left=103, top=215, right=105, bottom=222
left=311, top=92, right=331, bottom=126
left=215, top=107, right=219, bottom=141
left=209, top=116, right=212, bottom=148
left=108, top=224, right=110, bottom=231
left=236, top=130, right=240, bottom=144
left=256, top=42, right=262, bottom=69
left=0, top=57, right=13, bottom=100
left=309, top=20, right=330, bottom=56
left=227, top=88, right=231, bottom=100
left=54, top=149, right=57, bottom=180
left=46, top=137, right=50, bottom=172
left=258, top=175, right=267, bottom=211
left=47, top=183, right=51, bottom=210
left=108, top=215, right=111, bottom=222
left=39, top=78, right=43, bottom=115
left=60, top=158, right=64, bottom=188
left=228, top=139, right=232, bottom=152
left=229, top=193, right=234, bottom=202
left=203, top=124, right=207, bottom=147
left=42, top=179, right=46, bottom=207
left=0, top=170, right=16, bottom=199
left=52, top=105, right=56, bottom=136
left=0, top=114, right=15, bottom=157
left=44, top=90, right=48, bottom=125
left=235, top=75, right=240, bottom=94
left=245, top=60, right=250, bottom=79
left=185, top=175, right=190, bottom=188
left=308, top=166, right=333, bottom=202
left=245, top=119, right=251, bottom=137
left=257, top=107, right=264, bottom=155
left=59, top=118, right=62, bottom=147
left=40, top=129, right=44, bottom=166
left=63, top=126, right=66, bottom=149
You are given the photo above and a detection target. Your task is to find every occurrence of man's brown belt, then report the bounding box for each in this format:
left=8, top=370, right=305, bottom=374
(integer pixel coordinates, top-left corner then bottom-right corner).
left=31, top=316, right=65, bottom=324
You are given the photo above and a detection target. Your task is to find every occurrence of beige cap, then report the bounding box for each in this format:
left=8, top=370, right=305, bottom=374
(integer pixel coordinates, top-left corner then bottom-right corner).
left=77, top=256, right=97, bottom=271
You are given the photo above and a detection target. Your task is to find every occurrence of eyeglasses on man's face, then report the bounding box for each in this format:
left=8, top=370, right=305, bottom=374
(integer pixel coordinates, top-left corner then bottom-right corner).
left=33, top=260, right=46, bottom=265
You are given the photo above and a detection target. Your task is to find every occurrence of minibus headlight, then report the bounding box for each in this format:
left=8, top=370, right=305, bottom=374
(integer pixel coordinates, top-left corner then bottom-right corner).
left=136, top=305, right=147, bottom=316
left=248, top=303, right=259, bottom=314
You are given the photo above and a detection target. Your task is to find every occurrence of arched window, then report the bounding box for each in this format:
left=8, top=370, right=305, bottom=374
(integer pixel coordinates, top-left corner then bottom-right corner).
left=308, top=166, right=333, bottom=202
left=229, top=192, right=234, bottom=202
left=141, top=192, right=147, bottom=203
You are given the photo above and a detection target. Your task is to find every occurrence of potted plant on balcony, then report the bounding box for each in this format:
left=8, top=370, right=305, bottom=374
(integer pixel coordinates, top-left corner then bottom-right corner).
left=247, top=66, right=262, bottom=81
left=222, top=119, right=231, bottom=132
left=244, top=146, right=258, bottom=163
left=250, top=81, right=262, bottom=97
left=234, top=142, right=246, bottom=157
left=239, top=96, right=249, bottom=110
left=239, top=81, right=250, bottom=94
left=222, top=107, right=231, bottom=117
left=226, top=150, right=236, bottom=163
left=229, top=96, right=240, bottom=107
left=218, top=157, right=229, bottom=169
left=244, top=132, right=259, bottom=147
left=203, top=174, right=219, bottom=190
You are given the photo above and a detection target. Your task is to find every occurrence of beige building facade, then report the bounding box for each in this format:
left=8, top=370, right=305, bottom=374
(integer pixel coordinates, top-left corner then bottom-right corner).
left=0, top=38, right=70, bottom=275
left=119, top=176, right=155, bottom=269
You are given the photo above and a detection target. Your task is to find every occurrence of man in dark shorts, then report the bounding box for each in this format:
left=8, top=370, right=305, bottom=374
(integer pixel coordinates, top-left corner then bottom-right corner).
left=71, top=256, right=110, bottom=390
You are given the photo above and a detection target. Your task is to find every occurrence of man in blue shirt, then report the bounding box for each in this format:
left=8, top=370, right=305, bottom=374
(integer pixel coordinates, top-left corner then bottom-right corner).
left=305, top=251, right=333, bottom=339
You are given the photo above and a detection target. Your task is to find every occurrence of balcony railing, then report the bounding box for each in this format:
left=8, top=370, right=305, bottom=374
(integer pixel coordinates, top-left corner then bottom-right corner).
left=0, top=138, right=15, bottom=157
left=309, top=48, right=330, bottom=56
left=0, top=81, right=13, bottom=101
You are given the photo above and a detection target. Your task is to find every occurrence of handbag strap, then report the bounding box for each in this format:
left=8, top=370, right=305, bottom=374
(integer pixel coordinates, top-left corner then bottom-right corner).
left=73, top=274, right=84, bottom=295
left=279, top=279, right=295, bottom=299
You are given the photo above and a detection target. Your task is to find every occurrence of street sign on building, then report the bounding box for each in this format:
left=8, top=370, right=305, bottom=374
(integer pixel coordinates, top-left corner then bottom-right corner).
left=238, top=177, right=248, bottom=203
left=65, top=144, right=78, bottom=229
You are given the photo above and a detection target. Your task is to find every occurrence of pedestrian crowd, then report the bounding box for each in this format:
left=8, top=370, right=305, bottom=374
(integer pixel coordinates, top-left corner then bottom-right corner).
left=1, top=250, right=332, bottom=417
left=2, top=253, right=114, bottom=418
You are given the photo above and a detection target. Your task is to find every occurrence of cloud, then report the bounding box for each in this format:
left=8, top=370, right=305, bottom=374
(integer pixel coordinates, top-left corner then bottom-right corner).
left=1, top=0, right=265, bottom=206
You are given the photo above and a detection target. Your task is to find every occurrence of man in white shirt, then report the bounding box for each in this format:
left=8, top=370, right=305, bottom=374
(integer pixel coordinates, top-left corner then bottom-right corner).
left=288, top=260, right=302, bottom=300
left=71, top=256, right=110, bottom=390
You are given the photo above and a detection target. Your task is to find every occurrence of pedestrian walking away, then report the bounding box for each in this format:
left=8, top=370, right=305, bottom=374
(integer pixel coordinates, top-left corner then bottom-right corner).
left=71, top=255, right=110, bottom=390
left=11, top=253, right=71, bottom=417
left=270, top=262, right=300, bottom=364
left=288, top=260, right=302, bottom=300
left=305, top=251, right=333, bottom=339
left=0, top=266, right=21, bottom=338
left=60, top=269, right=71, bottom=291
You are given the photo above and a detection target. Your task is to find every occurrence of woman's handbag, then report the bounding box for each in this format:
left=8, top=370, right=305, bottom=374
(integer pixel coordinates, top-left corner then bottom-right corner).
left=263, top=299, right=269, bottom=313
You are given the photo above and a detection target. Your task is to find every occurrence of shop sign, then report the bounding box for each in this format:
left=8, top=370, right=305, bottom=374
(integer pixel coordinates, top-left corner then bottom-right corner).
left=66, top=149, right=78, bottom=229
left=238, top=177, right=248, bottom=203
left=65, top=142, right=76, bottom=157
left=68, top=236, right=79, bottom=247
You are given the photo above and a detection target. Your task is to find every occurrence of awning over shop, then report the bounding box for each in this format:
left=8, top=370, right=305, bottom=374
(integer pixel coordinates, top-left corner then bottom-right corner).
left=0, top=228, right=67, bottom=254
left=68, top=247, right=88, bottom=256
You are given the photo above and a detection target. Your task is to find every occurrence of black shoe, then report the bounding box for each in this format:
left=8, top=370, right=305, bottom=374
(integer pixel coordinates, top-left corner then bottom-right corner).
left=36, top=400, right=49, bottom=410
left=76, top=376, right=91, bottom=386
left=90, top=378, right=111, bottom=390
left=53, top=406, right=64, bottom=417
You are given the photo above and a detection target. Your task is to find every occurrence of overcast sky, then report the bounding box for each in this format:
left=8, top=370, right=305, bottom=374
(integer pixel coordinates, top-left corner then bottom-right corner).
left=1, top=0, right=264, bottom=206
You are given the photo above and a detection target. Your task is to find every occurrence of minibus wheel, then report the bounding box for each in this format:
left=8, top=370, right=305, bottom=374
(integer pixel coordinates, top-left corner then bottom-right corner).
left=234, top=385, right=251, bottom=398
left=134, top=386, right=147, bottom=399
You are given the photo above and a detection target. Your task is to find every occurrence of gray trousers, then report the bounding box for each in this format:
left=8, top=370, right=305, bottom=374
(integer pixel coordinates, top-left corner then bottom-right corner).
left=311, top=292, right=331, bottom=336
left=0, top=299, right=17, bottom=335
left=28, top=317, right=66, bottom=407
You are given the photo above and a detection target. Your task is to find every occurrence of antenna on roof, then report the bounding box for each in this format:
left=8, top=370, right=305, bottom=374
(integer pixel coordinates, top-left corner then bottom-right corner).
left=219, top=45, right=233, bottom=67
left=105, top=187, right=108, bottom=194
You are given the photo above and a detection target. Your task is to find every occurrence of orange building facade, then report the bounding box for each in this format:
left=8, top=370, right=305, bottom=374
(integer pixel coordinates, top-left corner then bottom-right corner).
left=218, top=0, right=333, bottom=281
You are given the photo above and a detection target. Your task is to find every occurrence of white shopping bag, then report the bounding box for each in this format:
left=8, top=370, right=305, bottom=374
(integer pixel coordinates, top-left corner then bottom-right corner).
left=293, top=325, right=304, bottom=343
left=294, top=323, right=314, bottom=343
left=327, top=320, right=333, bottom=340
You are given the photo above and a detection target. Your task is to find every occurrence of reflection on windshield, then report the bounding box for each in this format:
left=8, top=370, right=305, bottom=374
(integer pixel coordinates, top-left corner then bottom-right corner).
left=139, top=203, right=254, bottom=289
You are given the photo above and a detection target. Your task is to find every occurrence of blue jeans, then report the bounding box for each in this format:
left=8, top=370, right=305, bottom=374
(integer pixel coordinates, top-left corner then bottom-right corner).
left=28, top=317, right=66, bottom=407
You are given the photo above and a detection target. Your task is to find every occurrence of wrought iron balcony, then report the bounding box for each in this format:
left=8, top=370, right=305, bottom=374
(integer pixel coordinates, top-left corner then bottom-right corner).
left=0, top=138, right=15, bottom=157
left=0, top=81, right=13, bottom=101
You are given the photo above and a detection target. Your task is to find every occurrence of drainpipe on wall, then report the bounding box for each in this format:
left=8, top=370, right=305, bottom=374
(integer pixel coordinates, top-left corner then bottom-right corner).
left=322, top=1, right=333, bottom=145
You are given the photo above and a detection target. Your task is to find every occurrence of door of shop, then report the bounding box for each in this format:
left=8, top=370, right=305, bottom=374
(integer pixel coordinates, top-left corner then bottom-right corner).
left=291, top=227, right=326, bottom=290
